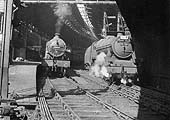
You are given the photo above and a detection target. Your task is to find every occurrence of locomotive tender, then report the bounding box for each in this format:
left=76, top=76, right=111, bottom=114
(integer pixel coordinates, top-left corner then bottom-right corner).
left=42, top=33, right=70, bottom=77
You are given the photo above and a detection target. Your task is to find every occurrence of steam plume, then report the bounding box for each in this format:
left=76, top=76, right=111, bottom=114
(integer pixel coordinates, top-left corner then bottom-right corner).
left=51, top=4, right=72, bottom=33
left=90, top=52, right=110, bottom=78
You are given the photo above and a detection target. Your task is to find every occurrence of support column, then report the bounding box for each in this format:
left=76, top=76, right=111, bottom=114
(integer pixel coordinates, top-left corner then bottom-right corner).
left=0, top=0, right=13, bottom=99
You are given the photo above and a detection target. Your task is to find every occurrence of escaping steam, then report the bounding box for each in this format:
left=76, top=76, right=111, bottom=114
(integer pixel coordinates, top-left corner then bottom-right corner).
left=89, top=52, right=110, bottom=78
left=51, top=4, right=72, bottom=33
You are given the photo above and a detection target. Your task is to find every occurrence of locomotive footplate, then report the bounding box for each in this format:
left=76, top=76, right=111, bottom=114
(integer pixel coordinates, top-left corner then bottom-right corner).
left=44, top=59, right=70, bottom=68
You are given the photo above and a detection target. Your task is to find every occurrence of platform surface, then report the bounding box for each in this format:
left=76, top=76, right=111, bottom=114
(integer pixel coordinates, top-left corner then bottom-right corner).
left=9, top=63, right=38, bottom=103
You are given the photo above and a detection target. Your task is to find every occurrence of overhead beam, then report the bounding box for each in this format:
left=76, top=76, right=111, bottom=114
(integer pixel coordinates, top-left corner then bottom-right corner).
left=21, top=0, right=116, bottom=4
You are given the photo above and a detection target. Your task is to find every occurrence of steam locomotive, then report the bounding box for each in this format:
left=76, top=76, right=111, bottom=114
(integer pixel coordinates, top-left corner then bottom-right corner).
left=42, top=33, right=70, bottom=77
left=84, top=12, right=138, bottom=85
left=84, top=34, right=138, bottom=84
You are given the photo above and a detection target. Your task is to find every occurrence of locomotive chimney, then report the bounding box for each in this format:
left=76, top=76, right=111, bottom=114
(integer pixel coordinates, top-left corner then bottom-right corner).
left=51, top=3, right=72, bottom=39
left=55, top=33, right=60, bottom=37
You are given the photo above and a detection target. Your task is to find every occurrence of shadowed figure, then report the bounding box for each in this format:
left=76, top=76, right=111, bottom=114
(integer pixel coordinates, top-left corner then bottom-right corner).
left=36, top=63, right=48, bottom=97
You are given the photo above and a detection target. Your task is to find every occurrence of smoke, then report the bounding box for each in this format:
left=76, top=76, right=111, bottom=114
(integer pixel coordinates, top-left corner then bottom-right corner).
left=51, top=4, right=72, bottom=33
left=121, top=78, right=127, bottom=85
left=89, top=52, right=110, bottom=78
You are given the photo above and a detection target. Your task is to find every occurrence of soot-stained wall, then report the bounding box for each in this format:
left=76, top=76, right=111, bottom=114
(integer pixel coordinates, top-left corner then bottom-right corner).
left=116, top=0, right=170, bottom=92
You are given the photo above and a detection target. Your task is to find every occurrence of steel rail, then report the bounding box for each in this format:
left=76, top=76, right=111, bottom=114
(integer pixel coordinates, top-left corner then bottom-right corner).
left=38, top=97, right=54, bottom=120
left=72, top=72, right=137, bottom=101
left=85, top=91, right=137, bottom=120
left=21, top=0, right=116, bottom=4
left=38, top=97, right=48, bottom=120
left=41, top=97, right=54, bottom=120
left=78, top=72, right=170, bottom=116
left=46, top=78, right=82, bottom=120
left=67, top=76, right=137, bottom=120
left=110, top=84, right=170, bottom=116
left=131, top=85, right=170, bottom=102
left=78, top=72, right=141, bottom=104
left=119, top=85, right=170, bottom=116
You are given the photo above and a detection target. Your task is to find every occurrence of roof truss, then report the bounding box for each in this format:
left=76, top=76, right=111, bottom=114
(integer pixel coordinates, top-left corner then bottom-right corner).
left=21, top=0, right=116, bottom=4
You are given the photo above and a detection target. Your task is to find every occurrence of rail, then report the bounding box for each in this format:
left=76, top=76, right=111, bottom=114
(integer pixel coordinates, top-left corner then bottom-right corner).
left=85, top=91, right=136, bottom=120
left=68, top=76, right=137, bottom=120
left=77, top=71, right=170, bottom=116
left=38, top=97, right=53, bottom=120
left=46, top=78, right=82, bottom=120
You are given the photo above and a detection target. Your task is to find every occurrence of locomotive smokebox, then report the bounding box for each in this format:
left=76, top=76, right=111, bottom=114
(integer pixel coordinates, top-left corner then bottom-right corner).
left=45, top=33, right=66, bottom=59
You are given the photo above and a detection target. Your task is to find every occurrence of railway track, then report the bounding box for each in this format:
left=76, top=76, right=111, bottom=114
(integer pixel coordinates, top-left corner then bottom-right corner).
left=68, top=73, right=140, bottom=119
left=37, top=75, right=137, bottom=120
left=36, top=69, right=170, bottom=120
left=117, top=84, right=170, bottom=116
left=76, top=70, right=170, bottom=117
left=66, top=77, right=137, bottom=120
left=37, top=81, right=76, bottom=120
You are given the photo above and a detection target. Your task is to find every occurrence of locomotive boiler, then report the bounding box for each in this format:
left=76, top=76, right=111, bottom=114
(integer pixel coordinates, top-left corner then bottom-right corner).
left=84, top=12, right=138, bottom=85
left=84, top=35, right=138, bottom=85
left=42, top=33, right=70, bottom=77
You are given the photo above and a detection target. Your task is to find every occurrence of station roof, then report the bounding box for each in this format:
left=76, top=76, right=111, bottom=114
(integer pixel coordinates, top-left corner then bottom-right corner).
left=21, top=0, right=116, bottom=4
left=14, top=0, right=119, bottom=49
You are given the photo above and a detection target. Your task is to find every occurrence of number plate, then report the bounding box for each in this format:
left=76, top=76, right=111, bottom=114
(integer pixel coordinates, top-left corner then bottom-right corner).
left=120, top=35, right=128, bottom=39
left=54, top=60, right=70, bottom=67
left=44, top=60, right=70, bottom=68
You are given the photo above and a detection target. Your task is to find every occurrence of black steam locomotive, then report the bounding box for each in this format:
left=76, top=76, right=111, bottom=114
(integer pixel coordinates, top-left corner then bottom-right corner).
left=42, top=33, right=70, bottom=77
left=84, top=12, right=138, bottom=85
left=84, top=34, right=138, bottom=85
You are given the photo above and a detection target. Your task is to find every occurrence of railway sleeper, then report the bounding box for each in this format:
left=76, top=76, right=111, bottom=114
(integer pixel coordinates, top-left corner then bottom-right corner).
left=47, top=80, right=117, bottom=120
left=79, top=73, right=170, bottom=117
left=120, top=86, right=170, bottom=115
left=110, top=84, right=170, bottom=116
